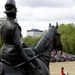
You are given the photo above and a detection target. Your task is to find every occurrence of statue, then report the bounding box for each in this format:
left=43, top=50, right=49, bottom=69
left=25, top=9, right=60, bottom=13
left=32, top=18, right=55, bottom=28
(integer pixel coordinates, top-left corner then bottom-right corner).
left=0, top=0, right=40, bottom=74
left=0, top=0, right=62, bottom=75
left=1, top=0, right=31, bottom=64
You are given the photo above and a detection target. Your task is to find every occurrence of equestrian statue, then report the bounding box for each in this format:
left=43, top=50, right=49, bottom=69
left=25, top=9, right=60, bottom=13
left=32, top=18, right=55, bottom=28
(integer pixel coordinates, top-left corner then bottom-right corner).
left=0, top=0, right=62, bottom=75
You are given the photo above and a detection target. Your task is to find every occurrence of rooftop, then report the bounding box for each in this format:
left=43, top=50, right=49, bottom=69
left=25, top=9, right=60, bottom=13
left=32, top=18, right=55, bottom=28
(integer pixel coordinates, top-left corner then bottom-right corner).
left=27, top=28, right=43, bottom=32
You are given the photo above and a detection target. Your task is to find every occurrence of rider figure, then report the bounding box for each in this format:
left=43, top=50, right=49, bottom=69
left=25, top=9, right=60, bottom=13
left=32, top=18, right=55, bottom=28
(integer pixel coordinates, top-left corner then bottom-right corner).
left=0, top=0, right=31, bottom=65
left=0, top=0, right=41, bottom=72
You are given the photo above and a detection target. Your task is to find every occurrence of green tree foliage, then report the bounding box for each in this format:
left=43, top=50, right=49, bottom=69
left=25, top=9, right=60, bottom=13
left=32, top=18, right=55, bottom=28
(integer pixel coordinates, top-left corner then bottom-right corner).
left=23, top=31, right=46, bottom=48
left=23, top=35, right=42, bottom=48
left=58, top=23, right=75, bottom=54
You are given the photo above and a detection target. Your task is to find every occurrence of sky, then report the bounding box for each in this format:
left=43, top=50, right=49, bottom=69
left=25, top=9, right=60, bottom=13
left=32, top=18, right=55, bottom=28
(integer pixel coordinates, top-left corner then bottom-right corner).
left=0, top=0, right=75, bottom=37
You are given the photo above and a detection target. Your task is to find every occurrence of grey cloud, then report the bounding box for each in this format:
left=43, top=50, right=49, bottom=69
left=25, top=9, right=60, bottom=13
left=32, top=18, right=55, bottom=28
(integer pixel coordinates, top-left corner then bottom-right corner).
left=16, top=0, right=75, bottom=8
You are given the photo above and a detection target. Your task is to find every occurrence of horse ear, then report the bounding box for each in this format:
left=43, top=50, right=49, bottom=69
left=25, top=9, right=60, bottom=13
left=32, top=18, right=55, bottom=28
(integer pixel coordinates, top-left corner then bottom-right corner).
left=49, top=23, right=51, bottom=28
left=56, top=22, right=58, bottom=29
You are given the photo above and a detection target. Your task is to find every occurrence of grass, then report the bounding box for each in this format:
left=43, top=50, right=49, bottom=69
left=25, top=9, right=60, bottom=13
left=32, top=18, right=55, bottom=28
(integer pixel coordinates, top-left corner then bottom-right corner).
left=49, top=61, right=75, bottom=75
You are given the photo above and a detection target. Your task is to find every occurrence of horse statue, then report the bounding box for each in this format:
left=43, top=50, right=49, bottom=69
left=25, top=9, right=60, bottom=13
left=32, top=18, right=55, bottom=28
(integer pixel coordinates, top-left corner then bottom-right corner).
left=0, top=22, right=62, bottom=75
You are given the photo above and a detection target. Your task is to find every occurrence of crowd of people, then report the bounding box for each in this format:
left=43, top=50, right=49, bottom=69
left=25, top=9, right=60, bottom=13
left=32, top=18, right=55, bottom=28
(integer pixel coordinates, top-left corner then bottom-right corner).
left=51, top=50, right=75, bottom=62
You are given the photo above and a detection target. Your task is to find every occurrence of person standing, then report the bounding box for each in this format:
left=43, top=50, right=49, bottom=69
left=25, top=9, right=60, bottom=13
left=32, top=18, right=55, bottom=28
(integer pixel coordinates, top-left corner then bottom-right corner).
left=61, top=67, right=65, bottom=75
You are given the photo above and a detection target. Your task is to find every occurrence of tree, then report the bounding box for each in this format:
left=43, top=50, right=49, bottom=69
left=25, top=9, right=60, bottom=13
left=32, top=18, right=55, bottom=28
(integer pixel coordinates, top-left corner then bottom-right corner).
left=58, top=23, right=75, bottom=54
left=23, top=35, right=42, bottom=48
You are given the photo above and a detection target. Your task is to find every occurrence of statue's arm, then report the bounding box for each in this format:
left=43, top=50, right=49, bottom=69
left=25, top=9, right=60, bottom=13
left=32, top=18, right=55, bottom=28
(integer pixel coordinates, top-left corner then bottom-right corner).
left=12, top=24, right=31, bottom=61
left=12, top=25, right=22, bottom=51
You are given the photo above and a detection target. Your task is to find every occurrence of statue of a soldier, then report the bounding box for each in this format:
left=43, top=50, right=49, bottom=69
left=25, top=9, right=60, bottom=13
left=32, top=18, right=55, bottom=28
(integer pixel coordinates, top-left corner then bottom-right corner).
left=0, top=0, right=41, bottom=74
left=0, top=0, right=31, bottom=64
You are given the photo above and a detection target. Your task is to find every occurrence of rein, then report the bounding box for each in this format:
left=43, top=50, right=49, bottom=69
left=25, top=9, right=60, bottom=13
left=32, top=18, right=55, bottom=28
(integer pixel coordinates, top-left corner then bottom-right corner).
left=0, top=59, right=12, bottom=66
left=15, top=53, right=42, bottom=68
left=40, top=54, right=51, bottom=62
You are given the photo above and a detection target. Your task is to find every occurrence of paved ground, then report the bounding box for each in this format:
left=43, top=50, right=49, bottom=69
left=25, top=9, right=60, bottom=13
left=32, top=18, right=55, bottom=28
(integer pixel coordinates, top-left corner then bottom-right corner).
left=49, top=61, right=75, bottom=75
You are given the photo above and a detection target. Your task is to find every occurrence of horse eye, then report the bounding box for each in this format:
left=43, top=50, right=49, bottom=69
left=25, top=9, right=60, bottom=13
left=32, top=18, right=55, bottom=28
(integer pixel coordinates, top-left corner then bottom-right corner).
left=55, top=33, right=59, bottom=35
left=55, top=32, right=61, bottom=36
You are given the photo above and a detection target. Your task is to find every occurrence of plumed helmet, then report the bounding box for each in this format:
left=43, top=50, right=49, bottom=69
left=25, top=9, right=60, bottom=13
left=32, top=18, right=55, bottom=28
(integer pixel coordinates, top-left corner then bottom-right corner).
left=4, top=0, right=17, bottom=13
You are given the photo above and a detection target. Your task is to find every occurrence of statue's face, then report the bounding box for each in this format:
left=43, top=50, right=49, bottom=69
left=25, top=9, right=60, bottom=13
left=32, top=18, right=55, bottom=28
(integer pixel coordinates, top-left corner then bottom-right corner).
left=6, top=8, right=17, bottom=19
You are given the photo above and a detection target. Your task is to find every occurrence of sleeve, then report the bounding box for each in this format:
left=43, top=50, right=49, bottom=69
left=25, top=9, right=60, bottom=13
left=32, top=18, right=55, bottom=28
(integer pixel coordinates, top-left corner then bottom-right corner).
left=12, top=24, right=30, bottom=61
left=12, top=25, right=22, bottom=51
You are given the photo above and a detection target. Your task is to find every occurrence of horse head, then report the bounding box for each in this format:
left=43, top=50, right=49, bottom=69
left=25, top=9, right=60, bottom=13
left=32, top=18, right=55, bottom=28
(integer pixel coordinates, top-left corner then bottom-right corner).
left=35, top=22, right=62, bottom=53
left=51, top=22, right=62, bottom=51
left=34, top=22, right=62, bottom=67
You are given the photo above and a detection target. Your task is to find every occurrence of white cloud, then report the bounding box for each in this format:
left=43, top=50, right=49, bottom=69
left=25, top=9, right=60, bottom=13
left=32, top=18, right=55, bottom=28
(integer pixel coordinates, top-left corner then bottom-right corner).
left=16, top=0, right=75, bottom=8
left=17, top=6, right=75, bottom=21
left=0, top=0, right=75, bottom=37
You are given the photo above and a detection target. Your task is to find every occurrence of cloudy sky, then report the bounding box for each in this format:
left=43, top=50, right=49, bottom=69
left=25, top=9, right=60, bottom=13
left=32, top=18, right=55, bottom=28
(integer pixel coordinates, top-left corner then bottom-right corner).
left=0, top=0, right=75, bottom=37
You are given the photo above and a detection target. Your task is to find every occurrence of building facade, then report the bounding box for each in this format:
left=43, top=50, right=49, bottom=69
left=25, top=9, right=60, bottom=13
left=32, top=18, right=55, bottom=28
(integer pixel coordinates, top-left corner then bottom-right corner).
left=27, top=29, right=43, bottom=37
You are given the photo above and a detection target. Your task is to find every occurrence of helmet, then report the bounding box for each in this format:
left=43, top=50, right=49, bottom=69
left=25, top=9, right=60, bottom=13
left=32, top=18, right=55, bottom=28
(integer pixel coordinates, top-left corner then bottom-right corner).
left=4, top=0, right=17, bottom=13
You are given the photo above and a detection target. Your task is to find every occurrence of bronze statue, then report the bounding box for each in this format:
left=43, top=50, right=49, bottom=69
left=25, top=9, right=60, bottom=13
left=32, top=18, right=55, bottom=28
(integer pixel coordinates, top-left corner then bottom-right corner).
left=0, top=0, right=62, bottom=75
left=0, top=0, right=32, bottom=65
left=0, top=0, right=41, bottom=74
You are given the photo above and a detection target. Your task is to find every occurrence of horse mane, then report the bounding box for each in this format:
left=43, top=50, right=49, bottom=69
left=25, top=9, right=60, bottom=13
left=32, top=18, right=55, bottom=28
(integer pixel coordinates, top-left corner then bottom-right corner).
left=34, top=25, right=56, bottom=54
